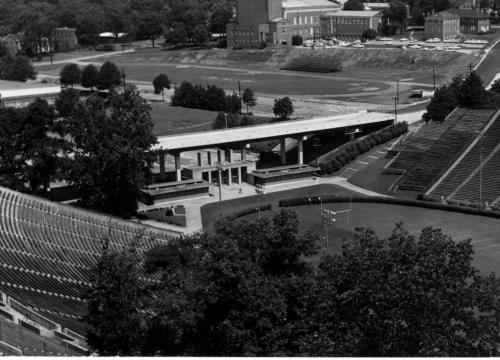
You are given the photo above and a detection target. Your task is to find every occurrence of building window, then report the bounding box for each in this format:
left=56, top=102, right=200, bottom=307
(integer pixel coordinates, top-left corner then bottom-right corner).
left=293, top=17, right=297, bottom=24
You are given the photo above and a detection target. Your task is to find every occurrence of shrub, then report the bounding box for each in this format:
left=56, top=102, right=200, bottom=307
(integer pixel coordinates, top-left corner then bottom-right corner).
left=326, top=163, right=334, bottom=174
left=362, top=28, right=378, bottom=40
left=217, top=38, right=227, bottom=48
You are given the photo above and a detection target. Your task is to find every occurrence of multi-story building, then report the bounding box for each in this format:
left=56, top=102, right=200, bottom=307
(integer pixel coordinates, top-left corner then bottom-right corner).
left=424, top=11, right=460, bottom=40
left=0, top=33, right=23, bottom=57
left=53, top=27, right=78, bottom=51
left=227, top=0, right=340, bottom=48
left=447, top=8, right=490, bottom=34
left=321, top=11, right=382, bottom=40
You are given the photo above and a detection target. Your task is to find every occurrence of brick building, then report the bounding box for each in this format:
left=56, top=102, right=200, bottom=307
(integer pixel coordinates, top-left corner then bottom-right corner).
left=447, top=8, right=490, bottom=34
left=227, top=0, right=339, bottom=48
left=321, top=11, right=382, bottom=40
left=53, top=27, right=78, bottom=51
left=424, top=11, right=460, bottom=40
left=0, top=34, right=22, bottom=57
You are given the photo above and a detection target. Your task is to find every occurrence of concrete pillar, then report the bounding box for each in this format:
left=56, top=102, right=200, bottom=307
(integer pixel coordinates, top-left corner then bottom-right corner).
left=227, top=169, right=232, bottom=186
left=297, top=136, right=304, bottom=165
left=197, top=152, right=202, bottom=167
left=174, top=153, right=182, bottom=182
left=280, top=138, right=286, bottom=165
left=217, top=150, right=222, bottom=163
left=237, top=167, right=242, bottom=185
left=207, top=151, right=212, bottom=166
left=217, top=167, right=222, bottom=187
left=159, top=152, right=165, bottom=177
left=225, top=149, right=234, bottom=163
left=207, top=171, right=212, bottom=183
left=241, top=146, right=247, bottom=161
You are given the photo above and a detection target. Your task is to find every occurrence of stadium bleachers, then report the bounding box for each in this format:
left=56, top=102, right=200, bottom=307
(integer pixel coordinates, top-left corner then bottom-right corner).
left=0, top=185, right=180, bottom=334
left=429, top=110, right=500, bottom=201
left=387, top=108, right=497, bottom=192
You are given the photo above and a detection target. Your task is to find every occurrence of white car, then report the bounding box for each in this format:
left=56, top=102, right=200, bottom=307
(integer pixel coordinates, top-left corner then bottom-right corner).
left=444, top=39, right=460, bottom=43
left=352, top=44, right=364, bottom=48
left=409, top=44, right=421, bottom=49
left=379, top=37, right=393, bottom=41
left=399, top=37, right=409, bottom=41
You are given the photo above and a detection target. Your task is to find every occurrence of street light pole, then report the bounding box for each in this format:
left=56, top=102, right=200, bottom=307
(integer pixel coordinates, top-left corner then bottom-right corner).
left=319, top=197, right=328, bottom=253
left=217, top=163, right=224, bottom=218
left=393, top=97, right=398, bottom=124
left=479, top=133, right=483, bottom=209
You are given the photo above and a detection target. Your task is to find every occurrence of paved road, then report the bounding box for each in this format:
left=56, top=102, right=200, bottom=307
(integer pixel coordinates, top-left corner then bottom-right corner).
left=476, top=39, right=500, bottom=86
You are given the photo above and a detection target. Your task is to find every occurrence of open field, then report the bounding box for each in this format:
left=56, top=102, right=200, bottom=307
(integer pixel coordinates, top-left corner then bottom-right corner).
left=150, top=103, right=217, bottom=135
left=240, top=202, right=500, bottom=275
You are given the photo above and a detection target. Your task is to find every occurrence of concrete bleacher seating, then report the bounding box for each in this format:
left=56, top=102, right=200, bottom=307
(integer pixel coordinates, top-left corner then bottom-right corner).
left=429, top=109, right=500, bottom=203
left=387, top=107, right=497, bottom=193
left=0, top=185, right=180, bottom=335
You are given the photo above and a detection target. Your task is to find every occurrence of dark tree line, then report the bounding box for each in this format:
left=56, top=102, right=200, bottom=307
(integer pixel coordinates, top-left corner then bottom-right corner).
left=60, top=61, right=122, bottom=91
left=424, top=71, right=500, bottom=121
left=0, top=54, right=36, bottom=81
left=84, top=213, right=500, bottom=356
left=171, top=81, right=242, bottom=113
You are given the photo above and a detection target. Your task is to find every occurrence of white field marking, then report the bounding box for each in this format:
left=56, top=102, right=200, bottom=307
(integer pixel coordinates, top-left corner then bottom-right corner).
left=359, top=161, right=369, bottom=165
left=376, top=150, right=386, bottom=154
left=369, top=155, right=378, bottom=159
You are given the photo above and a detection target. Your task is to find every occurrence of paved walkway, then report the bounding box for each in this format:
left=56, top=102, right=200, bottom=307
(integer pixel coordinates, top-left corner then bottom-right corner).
left=34, top=49, right=136, bottom=67
left=139, top=175, right=389, bottom=235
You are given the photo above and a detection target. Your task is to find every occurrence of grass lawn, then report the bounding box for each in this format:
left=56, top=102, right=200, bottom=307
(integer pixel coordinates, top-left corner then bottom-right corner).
left=150, top=103, right=217, bottom=135
left=240, top=202, right=500, bottom=275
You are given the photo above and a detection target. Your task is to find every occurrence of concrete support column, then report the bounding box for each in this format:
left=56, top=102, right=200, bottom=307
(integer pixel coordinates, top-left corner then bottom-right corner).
left=237, top=167, right=242, bottom=185
left=207, top=171, right=212, bottom=183
left=207, top=151, right=212, bottom=166
left=280, top=138, right=286, bottom=165
left=241, top=146, right=247, bottom=161
left=159, top=152, right=165, bottom=177
left=197, top=152, right=202, bottom=166
left=297, top=136, right=304, bottom=165
left=226, top=149, right=234, bottom=163
left=174, top=153, right=182, bottom=182
left=217, top=150, right=222, bottom=163
left=227, top=169, right=232, bottom=186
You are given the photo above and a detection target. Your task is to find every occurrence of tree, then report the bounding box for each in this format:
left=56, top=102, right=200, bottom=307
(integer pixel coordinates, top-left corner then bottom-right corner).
left=299, top=224, right=500, bottom=356
left=458, top=71, right=486, bottom=107
left=362, top=28, right=378, bottom=40
left=55, top=88, right=80, bottom=117
left=213, top=111, right=227, bottom=129
left=193, top=24, right=209, bottom=45
left=83, top=241, right=147, bottom=355
left=424, top=84, right=458, bottom=121
left=64, top=88, right=156, bottom=218
left=386, top=0, right=409, bottom=33
left=292, top=34, right=303, bottom=46
left=136, top=10, right=164, bottom=48
left=153, top=74, right=171, bottom=102
left=59, top=63, right=81, bottom=87
left=209, top=6, right=233, bottom=35
left=273, top=97, right=294, bottom=121
left=343, top=0, right=365, bottom=10
left=225, top=93, right=241, bottom=114
left=81, top=64, right=99, bottom=91
left=242, top=88, right=257, bottom=114
left=491, top=79, right=500, bottom=93
left=97, top=61, right=121, bottom=91
left=0, top=55, right=36, bottom=82
left=165, top=21, right=188, bottom=46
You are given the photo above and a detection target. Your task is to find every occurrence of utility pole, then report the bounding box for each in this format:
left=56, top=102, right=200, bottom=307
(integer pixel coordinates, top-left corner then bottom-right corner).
left=396, top=80, right=400, bottom=105
left=121, top=67, right=126, bottom=94
left=393, top=97, right=398, bottom=124
left=468, top=63, right=473, bottom=74
left=432, top=63, right=436, bottom=91
left=238, top=81, right=242, bottom=114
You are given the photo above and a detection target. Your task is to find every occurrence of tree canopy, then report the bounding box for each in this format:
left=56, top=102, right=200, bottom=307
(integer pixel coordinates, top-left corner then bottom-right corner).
left=84, top=215, right=500, bottom=356
left=273, top=97, right=294, bottom=121
left=97, top=61, right=122, bottom=91
left=153, top=74, right=171, bottom=101
left=59, top=63, right=81, bottom=87
left=0, top=55, right=36, bottom=82
left=343, top=0, right=365, bottom=10
left=80, top=64, right=99, bottom=91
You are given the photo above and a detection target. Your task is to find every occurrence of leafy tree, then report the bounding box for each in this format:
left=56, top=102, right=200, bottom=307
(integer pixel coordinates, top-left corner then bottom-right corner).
left=83, top=241, right=147, bottom=355
left=80, top=64, right=99, bottom=91
left=59, top=63, right=81, bottom=87
left=209, top=6, right=233, bottom=35
left=424, top=84, right=458, bottom=121
left=491, top=79, right=500, bottom=93
left=213, top=111, right=227, bottom=129
left=362, top=28, right=378, bottom=40
left=165, top=21, right=188, bottom=46
left=273, top=97, right=294, bottom=121
left=343, top=0, right=365, bottom=10
left=136, top=10, right=164, bottom=48
left=64, top=88, right=156, bottom=217
left=292, top=34, right=303, bottom=46
left=225, top=92, right=241, bottom=114
left=152, top=74, right=171, bottom=102
left=193, top=24, right=209, bottom=45
left=458, top=71, right=486, bottom=107
left=97, top=61, right=121, bottom=91
left=242, top=88, right=257, bottom=114
left=55, top=88, right=80, bottom=117
left=385, top=0, right=409, bottom=33
left=0, top=55, right=36, bottom=82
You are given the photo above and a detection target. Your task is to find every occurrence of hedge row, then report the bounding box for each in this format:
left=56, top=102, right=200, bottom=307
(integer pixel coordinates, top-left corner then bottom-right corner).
left=318, top=122, right=408, bottom=175
left=232, top=204, right=272, bottom=219
left=283, top=53, right=342, bottom=73
left=278, top=195, right=500, bottom=219
left=422, top=194, right=500, bottom=211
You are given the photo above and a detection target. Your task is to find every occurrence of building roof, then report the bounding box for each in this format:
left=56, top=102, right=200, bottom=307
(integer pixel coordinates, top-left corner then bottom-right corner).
left=363, top=2, right=391, bottom=8
left=1, top=33, right=22, bottom=43
left=282, top=0, right=340, bottom=9
left=425, top=11, right=460, bottom=19
left=323, top=10, right=381, bottom=17
left=0, top=80, right=60, bottom=99
left=447, top=8, right=489, bottom=18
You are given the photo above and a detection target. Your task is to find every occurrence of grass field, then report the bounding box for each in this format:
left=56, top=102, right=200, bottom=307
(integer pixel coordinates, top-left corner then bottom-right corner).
left=201, top=185, right=500, bottom=275
left=150, top=102, right=217, bottom=135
